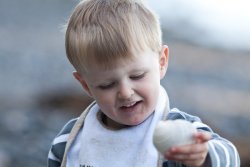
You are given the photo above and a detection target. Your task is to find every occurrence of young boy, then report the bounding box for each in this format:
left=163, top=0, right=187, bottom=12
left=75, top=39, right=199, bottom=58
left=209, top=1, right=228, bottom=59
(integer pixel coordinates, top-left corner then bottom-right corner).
left=48, top=0, right=240, bottom=166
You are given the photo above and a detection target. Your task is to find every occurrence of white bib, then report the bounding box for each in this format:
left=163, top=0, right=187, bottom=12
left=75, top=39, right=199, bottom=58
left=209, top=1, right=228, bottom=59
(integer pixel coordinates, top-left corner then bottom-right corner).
left=67, top=86, right=169, bottom=167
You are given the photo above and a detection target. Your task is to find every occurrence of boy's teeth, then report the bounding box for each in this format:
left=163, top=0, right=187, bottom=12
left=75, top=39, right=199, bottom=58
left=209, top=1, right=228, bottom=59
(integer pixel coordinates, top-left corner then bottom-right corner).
left=124, top=102, right=136, bottom=107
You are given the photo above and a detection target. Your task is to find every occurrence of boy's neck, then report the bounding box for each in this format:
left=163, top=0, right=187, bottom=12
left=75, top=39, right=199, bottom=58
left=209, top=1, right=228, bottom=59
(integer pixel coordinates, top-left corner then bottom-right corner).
left=97, top=111, right=130, bottom=130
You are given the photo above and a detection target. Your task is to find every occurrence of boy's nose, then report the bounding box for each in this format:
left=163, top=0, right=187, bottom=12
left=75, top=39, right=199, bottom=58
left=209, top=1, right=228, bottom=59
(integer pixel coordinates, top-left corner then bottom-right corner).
left=117, top=85, right=134, bottom=100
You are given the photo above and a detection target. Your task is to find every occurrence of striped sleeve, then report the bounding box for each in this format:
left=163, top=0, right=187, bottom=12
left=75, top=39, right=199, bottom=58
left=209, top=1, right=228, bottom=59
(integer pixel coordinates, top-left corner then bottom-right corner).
left=48, top=118, right=78, bottom=167
left=208, top=139, right=240, bottom=167
left=166, top=108, right=240, bottom=167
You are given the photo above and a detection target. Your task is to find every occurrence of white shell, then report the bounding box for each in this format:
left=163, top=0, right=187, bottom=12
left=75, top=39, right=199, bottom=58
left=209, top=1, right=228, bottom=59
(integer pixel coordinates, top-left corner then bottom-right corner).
left=153, top=120, right=197, bottom=154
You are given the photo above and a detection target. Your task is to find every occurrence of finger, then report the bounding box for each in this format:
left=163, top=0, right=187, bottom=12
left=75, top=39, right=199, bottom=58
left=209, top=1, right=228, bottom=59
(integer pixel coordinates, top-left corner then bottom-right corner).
left=166, top=151, right=207, bottom=161
left=168, top=142, right=208, bottom=155
left=194, top=131, right=211, bottom=143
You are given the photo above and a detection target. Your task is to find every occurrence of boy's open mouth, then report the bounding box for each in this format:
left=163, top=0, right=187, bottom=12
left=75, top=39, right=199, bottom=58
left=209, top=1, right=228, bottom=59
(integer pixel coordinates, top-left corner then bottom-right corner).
left=120, top=101, right=142, bottom=110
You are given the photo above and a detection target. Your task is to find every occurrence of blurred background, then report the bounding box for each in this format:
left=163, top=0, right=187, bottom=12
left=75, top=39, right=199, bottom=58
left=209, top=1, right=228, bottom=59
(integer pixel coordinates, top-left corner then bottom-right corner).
left=0, top=0, right=249, bottom=166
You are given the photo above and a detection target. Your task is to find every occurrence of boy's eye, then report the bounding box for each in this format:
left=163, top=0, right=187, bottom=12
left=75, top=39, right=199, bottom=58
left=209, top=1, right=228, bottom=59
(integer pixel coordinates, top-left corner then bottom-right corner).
left=98, top=82, right=115, bottom=89
left=130, top=73, right=145, bottom=80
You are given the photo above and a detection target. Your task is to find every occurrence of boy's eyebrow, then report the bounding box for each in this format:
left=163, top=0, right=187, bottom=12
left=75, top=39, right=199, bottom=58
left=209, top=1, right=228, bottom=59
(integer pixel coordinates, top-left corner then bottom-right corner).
left=130, top=67, right=149, bottom=72
left=91, top=79, right=117, bottom=88
left=89, top=75, right=117, bottom=84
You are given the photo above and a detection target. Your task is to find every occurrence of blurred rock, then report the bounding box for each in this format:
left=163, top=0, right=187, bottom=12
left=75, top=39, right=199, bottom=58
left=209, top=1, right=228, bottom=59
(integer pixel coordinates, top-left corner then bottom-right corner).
left=37, top=91, right=93, bottom=116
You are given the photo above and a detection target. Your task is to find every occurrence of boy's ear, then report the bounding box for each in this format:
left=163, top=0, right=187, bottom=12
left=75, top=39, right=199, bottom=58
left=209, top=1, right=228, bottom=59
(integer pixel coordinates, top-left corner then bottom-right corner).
left=73, top=71, right=93, bottom=97
left=159, top=45, right=169, bottom=79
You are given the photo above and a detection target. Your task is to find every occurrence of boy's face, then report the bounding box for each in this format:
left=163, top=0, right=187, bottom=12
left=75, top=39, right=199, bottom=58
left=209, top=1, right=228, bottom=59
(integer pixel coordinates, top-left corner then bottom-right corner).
left=74, top=46, right=168, bottom=129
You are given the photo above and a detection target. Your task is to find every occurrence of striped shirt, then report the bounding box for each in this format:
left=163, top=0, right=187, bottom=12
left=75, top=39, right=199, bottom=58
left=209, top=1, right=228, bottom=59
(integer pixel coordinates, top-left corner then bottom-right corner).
left=48, top=106, right=240, bottom=167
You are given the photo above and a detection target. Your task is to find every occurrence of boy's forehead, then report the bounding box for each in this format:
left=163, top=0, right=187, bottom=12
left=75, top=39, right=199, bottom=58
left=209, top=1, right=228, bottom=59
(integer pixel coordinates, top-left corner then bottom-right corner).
left=84, top=57, right=134, bottom=74
left=83, top=49, right=158, bottom=75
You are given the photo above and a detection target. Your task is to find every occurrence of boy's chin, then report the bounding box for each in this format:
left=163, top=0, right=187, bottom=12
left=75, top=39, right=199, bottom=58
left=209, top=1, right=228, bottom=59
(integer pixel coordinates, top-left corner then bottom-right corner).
left=125, top=115, right=152, bottom=127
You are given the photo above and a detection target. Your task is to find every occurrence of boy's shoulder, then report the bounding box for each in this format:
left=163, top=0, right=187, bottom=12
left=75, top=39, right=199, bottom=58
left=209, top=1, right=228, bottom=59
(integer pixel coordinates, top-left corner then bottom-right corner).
left=58, top=107, right=202, bottom=138
left=49, top=102, right=95, bottom=165
left=55, top=107, right=204, bottom=142
left=58, top=118, right=78, bottom=137
left=49, top=118, right=78, bottom=163
left=167, top=108, right=201, bottom=122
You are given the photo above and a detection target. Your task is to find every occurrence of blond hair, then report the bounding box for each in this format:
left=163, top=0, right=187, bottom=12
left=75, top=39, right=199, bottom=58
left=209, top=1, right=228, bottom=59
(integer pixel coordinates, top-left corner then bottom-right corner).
left=65, top=0, right=162, bottom=73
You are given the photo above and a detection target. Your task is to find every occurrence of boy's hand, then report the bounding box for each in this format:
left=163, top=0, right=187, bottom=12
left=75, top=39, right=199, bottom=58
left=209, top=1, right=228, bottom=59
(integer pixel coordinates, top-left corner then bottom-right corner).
left=164, top=131, right=211, bottom=167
